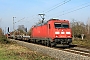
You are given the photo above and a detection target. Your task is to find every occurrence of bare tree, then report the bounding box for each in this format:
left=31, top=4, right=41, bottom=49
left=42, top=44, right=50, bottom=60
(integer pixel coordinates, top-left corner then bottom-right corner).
left=28, top=28, right=32, bottom=36
left=87, top=18, right=90, bottom=34
left=71, top=19, right=86, bottom=38
left=0, top=28, right=3, bottom=36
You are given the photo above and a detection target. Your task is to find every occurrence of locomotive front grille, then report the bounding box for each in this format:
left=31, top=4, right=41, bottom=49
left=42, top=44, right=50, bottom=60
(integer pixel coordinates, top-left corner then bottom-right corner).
left=54, top=38, right=72, bottom=44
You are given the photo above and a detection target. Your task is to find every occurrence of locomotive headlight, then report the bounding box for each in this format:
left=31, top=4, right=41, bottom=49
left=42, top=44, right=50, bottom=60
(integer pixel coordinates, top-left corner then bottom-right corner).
left=61, top=32, right=65, bottom=34
left=66, top=32, right=71, bottom=34
left=55, top=32, right=60, bottom=34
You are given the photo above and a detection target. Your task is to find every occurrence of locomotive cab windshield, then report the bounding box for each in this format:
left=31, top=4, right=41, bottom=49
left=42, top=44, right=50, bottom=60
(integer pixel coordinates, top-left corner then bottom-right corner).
left=54, top=22, right=69, bottom=28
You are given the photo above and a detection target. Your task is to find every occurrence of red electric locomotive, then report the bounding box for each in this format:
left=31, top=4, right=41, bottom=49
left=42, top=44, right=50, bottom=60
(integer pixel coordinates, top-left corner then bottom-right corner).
left=31, top=18, right=72, bottom=46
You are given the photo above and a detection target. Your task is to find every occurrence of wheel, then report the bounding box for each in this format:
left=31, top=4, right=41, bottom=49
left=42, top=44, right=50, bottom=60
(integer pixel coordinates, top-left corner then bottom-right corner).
left=28, top=39, right=30, bottom=43
left=44, top=40, right=47, bottom=46
left=50, top=42, right=56, bottom=47
left=34, top=39, right=36, bottom=43
left=46, top=40, right=50, bottom=47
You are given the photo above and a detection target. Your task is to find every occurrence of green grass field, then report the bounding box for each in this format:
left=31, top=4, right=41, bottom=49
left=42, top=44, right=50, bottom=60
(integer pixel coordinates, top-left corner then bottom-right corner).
left=0, top=43, right=56, bottom=60
left=0, top=37, right=55, bottom=60
left=72, top=38, right=90, bottom=47
left=0, top=36, right=90, bottom=60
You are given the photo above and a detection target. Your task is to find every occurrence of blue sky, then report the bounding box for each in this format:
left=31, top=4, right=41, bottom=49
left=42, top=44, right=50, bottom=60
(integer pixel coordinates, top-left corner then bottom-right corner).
left=0, top=0, right=90, bottom=32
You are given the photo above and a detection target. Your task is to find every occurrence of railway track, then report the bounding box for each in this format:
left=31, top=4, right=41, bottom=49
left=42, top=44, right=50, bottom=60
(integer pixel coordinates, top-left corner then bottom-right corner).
left=33, top=42, right=90, bottom=57
left=63, top=47, right=90, bottom=57
left=51, top=45, right=90, bottom=57
left=9, top=39, right=90, bottom=60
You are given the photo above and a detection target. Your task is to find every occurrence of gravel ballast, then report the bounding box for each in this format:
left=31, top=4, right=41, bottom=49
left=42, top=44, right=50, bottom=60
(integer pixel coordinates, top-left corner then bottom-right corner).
left=10, top=39, right=90, bottom=60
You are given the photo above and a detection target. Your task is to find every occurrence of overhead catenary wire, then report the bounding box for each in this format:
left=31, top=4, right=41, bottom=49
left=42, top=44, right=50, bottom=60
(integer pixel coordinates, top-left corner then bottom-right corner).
left=15, top=17, right=25, bottom=23
left=43, top=0, right=71, bottom=13
left=29, top=1, right=90, bottom=21
left=56, top=3, right=90, bottom=17
left=51, top=2, right=90, bottom=16
left=43, top=0, right=67, bottom=12
left=27, top=0, right=71, bottom=22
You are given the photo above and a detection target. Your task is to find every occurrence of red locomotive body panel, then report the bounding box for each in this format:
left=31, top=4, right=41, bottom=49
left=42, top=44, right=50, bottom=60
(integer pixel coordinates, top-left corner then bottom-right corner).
left=31, top=24, right=48, bottom=38
left=31, top=19, right=72, bottom=45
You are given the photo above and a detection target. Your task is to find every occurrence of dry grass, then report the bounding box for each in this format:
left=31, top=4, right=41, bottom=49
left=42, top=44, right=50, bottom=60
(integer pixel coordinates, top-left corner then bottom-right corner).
left=72, top=38, right=90, bottom=47
left=0, top=42, right=55, bottom=60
